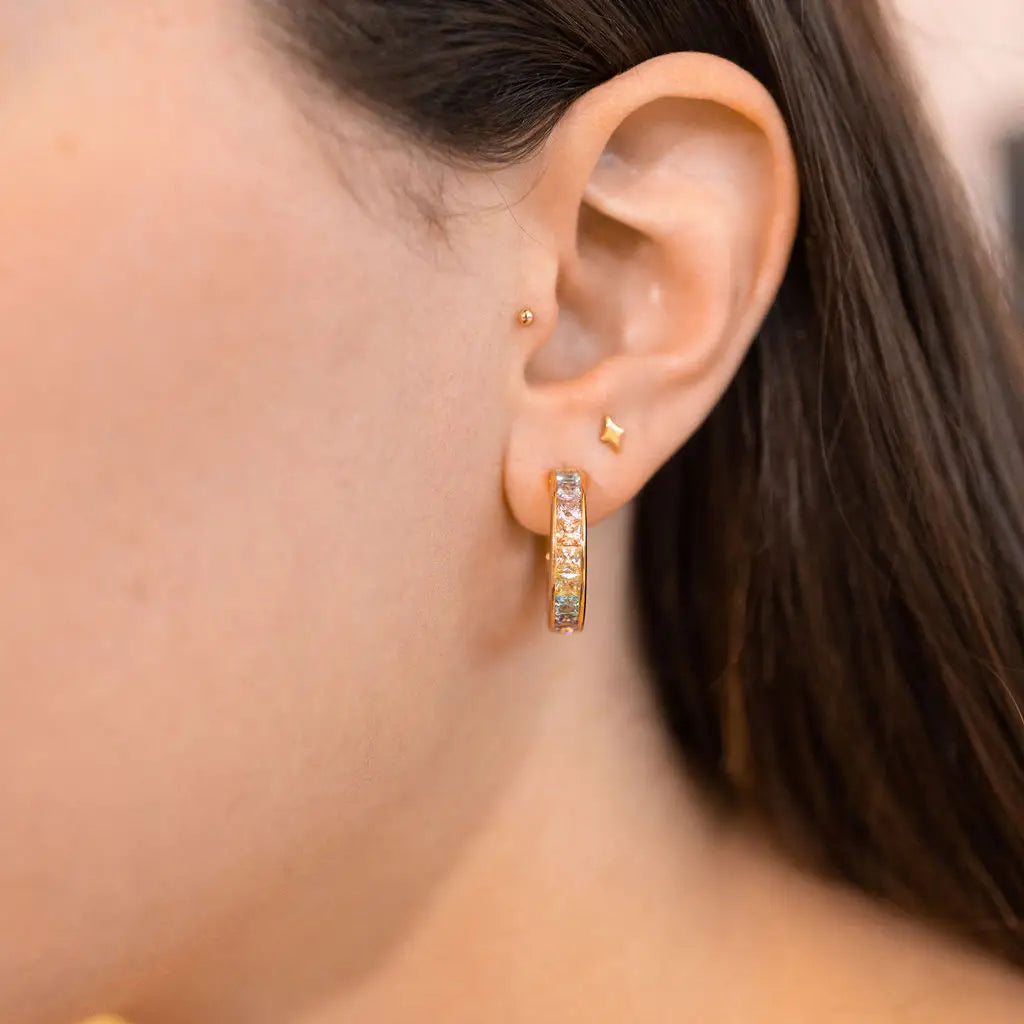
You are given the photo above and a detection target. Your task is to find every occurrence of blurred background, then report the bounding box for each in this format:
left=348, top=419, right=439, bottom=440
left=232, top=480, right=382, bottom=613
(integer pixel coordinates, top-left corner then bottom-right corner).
left=894, top=0, right=1024, bottom=307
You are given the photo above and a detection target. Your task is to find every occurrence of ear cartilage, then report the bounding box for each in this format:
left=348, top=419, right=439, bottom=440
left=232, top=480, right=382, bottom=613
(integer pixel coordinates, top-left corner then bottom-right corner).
left=600, top=415, right=625, bottom=452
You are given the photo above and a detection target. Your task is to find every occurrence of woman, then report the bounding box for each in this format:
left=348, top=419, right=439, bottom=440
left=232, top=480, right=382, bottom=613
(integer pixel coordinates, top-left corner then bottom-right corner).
left=2, top=1, right=1022, bottom=1021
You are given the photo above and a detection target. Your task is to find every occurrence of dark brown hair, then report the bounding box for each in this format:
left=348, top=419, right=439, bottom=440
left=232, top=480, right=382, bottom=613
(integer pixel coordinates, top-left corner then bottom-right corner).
left=259, top=0, right=1024, bottom=965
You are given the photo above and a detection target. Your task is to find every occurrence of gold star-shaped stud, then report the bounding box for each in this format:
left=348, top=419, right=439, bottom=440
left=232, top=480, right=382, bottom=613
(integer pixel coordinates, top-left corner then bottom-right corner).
left=600, top=415, right=625, bottom=452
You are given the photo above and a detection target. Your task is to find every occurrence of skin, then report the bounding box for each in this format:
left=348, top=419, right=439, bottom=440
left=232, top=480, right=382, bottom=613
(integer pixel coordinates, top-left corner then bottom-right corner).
left=1, top=3, right=1023, bottom=1022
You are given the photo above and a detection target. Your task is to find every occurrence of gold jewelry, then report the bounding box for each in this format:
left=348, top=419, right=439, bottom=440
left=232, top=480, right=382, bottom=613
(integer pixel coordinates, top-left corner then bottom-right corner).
left=517, top=308, right=536, bottom=327
left=548, top=470, right=587, bottom=634
left=600, top=415, right=625, bottom=452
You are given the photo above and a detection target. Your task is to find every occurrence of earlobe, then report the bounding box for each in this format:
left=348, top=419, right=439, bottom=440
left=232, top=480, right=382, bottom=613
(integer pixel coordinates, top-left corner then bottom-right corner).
left=504, top=52, right=799, bottom=536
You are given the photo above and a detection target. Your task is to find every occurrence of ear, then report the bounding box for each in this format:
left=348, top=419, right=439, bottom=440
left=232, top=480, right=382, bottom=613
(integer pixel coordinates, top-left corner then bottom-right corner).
left=503, top=52, right=799, bottom=534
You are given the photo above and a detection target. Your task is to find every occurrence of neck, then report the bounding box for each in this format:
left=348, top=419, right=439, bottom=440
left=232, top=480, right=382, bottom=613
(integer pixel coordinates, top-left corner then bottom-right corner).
left=306, top=505, right=732, bottom=1022
left=125, top=508, right=1024, bottom=1024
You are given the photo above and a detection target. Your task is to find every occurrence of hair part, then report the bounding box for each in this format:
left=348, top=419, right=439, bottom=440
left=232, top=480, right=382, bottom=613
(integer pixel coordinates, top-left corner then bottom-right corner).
left=258, top=0, right=1024, bottom=965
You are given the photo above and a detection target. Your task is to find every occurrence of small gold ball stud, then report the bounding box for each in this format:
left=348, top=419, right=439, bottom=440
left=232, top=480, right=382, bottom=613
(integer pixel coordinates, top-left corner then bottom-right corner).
left=600, top=415, right=625, bottom=452
left=517, top=308, right=536, bottom=327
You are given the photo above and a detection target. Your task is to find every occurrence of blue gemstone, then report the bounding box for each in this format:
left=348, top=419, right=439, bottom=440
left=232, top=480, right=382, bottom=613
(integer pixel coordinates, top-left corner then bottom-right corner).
left=555, top=471, right=582, bottom=499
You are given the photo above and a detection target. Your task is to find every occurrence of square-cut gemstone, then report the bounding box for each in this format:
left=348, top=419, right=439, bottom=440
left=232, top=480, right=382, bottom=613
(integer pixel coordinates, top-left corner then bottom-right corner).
left=554, top=594, right=581, bottom=626
left=557, top=504, right=582, bottom=539
left=555, top=471, right=582, bottom=500
left=554, top=573, right=580, bottom=597
left=559, top=521, right=583, bottom=544
left=555, top=547, right=583, bottom=573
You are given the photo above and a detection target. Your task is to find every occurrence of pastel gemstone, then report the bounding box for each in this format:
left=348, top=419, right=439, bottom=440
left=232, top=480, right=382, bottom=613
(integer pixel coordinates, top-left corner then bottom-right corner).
left=554, top=594, right=581, bottom=626
left=561, top=525, right=583, bottom=544
left=555, top=547, right=583, bottom=573
left=554, top=574, right=580, bottom=597
left=557, top=505, right=583, bottom=540
left=555, top=471, right=582, bottom=500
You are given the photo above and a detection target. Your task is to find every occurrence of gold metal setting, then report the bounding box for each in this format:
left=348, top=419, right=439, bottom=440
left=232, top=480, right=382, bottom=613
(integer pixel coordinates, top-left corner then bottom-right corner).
left=517, top=308, right=536, bottom=327
left=600, top=415, right=625, bottom=452
left=548, top=470, right=587, bottom=634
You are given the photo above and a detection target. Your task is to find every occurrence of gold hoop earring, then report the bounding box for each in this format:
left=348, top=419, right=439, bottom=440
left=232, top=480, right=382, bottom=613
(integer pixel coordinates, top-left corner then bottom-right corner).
left=548, top=470, right=587, bottom=634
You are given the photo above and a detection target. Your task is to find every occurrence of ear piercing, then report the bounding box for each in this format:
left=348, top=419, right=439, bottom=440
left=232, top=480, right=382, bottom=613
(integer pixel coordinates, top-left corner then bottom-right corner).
left=600, top=415, right=625, bottom=452
left=515, top=298, right=619, bottom=632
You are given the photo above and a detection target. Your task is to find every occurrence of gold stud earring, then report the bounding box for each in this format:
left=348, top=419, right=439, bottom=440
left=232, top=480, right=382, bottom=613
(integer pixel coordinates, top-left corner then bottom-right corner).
left=600, top=415, right=625, bottom=452
left=517, top=308, right=536, bottom=327
left=548, top=470, right=587, bottom=634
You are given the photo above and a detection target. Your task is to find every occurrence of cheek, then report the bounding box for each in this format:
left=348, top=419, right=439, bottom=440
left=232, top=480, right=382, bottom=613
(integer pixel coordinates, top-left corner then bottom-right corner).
left=0, top=37, right=508, bottom=1007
